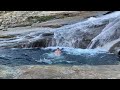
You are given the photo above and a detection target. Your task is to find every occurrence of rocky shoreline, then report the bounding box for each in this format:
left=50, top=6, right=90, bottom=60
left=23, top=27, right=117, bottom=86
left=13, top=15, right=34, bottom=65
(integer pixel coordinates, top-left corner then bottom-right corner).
left=0, top=11, right=120, bottom=79
left=1, top=65, right=120, bottom=79
left=0, top=11, right=109, bottom=29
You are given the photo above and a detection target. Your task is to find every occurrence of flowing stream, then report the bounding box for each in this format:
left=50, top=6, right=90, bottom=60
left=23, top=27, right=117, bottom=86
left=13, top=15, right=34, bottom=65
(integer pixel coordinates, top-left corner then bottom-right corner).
left=0, top=12, right=120, bottom=66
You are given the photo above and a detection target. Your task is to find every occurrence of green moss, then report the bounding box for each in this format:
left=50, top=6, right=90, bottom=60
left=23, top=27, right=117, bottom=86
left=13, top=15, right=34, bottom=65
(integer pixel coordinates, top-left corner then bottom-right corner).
left=26, top=15, right=56, bottom=23
left=55, top=13, right=73, bottom=18
left=0, top=35, right=15, bottom=38
left=26, top=13, right=75, bottom=24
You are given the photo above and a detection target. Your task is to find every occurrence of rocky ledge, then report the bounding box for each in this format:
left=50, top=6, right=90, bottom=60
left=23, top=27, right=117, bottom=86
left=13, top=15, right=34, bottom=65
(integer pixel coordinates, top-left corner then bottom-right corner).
left=0, top=11, right=109, bottom=29
left=1, top=65, right=120, bottom=79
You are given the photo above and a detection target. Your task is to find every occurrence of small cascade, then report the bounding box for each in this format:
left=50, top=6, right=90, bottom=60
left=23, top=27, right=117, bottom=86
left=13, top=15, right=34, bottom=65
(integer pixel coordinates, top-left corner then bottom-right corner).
left=0, top=12, right=120, bottom=49
left=51, top=12, right=120, bottom=48
left=88, top=17, right=120, bottom=49
left=16, top=32, right=55, bottom=48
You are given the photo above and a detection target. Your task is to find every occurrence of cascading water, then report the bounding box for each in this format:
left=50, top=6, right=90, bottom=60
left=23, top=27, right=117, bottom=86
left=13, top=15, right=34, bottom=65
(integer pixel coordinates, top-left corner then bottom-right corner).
left=1, top=11, right=120, bottom=49
left=52, top=11, right=120, bottom=48
left=0, top=11, right=120, bottom=66
left=88, top=17, right=120, bottom=49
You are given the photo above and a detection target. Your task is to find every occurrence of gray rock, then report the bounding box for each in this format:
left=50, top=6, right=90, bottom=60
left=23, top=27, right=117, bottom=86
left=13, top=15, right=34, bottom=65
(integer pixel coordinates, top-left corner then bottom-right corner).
left=0, top=26, right=4, bottom=30
left=0, top=11, right=110, bottom=29
left=1, top=65, right=120, bottom=79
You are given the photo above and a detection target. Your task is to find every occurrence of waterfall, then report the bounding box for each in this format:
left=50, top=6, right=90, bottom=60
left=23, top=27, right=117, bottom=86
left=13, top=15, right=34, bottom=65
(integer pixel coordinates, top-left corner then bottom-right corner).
left=88, top=16, right=120, bottom=49
left=1, top=11, right=120, bottom=49
left=51, top=12, right=120, bottom=48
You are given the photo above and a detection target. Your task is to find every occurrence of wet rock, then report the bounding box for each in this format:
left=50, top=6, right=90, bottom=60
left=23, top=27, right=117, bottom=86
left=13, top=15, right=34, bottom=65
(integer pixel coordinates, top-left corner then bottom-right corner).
left=0, top=26, right=4, bottom=30
left=109, top=40, right=120, bottom=53
left=52, top=18, right=108, bottom=48
left=118, top=49, right=120, bottom=56
left=27, top=38, right=53, bottom=48
left=42, top=33, right=54, bottom=37
left=88, top=17, right=120, bottom=50
left=114, top=49, right=120, bottom=57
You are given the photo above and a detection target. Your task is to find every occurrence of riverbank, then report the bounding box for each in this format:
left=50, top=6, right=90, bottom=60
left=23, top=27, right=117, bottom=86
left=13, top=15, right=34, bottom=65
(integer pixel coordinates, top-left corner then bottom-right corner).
left=1, top=65, right=120, bottom=79
left=0, top=11, right=109, bottom=30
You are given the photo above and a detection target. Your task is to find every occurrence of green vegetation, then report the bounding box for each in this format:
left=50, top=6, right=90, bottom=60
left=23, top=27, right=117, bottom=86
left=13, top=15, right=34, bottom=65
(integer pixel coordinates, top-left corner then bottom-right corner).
left=26, top=13, right=75, bottom=23
left=26, top=15, right=56, bottom=23
left=0, top=35, right=15, bottom=38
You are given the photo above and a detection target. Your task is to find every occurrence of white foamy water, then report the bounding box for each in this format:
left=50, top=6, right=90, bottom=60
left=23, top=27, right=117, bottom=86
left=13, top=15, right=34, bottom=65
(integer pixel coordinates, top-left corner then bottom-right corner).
left=51, top=11, right=120, bottom=47
left=44, top=46, right=107, bottom=55
left=0, top=46, right=119, bottom=66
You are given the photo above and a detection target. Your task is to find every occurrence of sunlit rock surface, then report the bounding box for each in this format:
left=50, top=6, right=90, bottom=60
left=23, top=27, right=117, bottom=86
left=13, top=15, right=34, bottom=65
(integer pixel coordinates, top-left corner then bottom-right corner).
left=0, top=11, right=109, bottom=29
left=1, top=65, right=120, bottom=79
